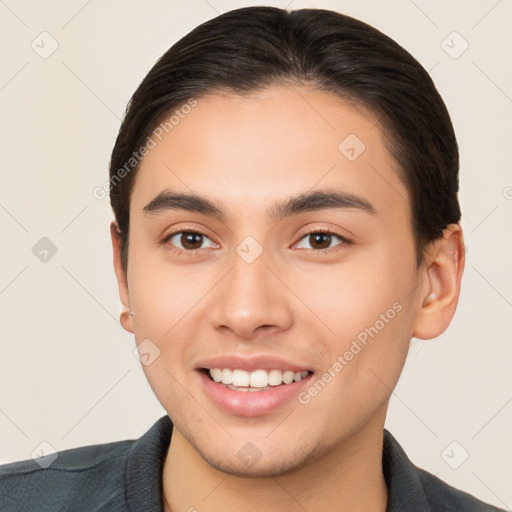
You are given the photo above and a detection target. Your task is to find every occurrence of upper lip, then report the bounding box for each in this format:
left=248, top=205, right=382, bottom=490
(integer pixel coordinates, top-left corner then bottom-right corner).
left=195, top=355, right=313, bottom=373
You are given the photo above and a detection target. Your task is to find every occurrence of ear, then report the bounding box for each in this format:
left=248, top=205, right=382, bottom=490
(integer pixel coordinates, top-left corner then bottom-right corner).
left=412, top=224, right=465, bottom=340
left=110, top=220, right=134, bottom=333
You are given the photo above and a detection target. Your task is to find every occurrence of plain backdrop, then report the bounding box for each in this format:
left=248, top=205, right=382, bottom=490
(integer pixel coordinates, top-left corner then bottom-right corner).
left=0, top=0, right=510, bottom=509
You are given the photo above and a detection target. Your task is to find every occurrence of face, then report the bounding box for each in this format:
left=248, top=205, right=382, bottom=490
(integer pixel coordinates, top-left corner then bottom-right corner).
left=115, top=84, right=429, bottom=476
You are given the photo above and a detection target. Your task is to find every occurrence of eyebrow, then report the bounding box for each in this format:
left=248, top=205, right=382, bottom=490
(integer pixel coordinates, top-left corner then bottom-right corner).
left=142, top=189, right=376, bottom=221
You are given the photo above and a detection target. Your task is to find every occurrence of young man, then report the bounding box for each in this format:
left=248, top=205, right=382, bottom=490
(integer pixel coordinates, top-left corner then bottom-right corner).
left=0, top=6, right=505, bottom=512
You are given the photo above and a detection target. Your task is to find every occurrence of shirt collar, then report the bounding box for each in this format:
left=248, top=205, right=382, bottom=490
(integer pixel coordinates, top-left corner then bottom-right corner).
left=125, top=415, right=172, bottom=512
left=124, top=415, right=431, bottom=512
left=383, top=429, right=431, bottom=512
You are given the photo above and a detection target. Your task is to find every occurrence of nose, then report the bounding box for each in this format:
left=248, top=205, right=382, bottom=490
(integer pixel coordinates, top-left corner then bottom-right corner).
left=209, top=247, right=294, bottom=340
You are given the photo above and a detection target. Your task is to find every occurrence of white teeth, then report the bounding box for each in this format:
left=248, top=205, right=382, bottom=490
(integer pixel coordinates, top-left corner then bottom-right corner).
left=208, top=368, right=310, bottom=388
left=249, top=369, right=269, bottom=388
left=282, top=371, right=294, bottom=384
left=221, top=368, right=233, bottom=385
left=210, top=368, right=222, bottom=382
left=268, top=369, right=283, bottom=386
left=232, top=369, right=250, bottom=387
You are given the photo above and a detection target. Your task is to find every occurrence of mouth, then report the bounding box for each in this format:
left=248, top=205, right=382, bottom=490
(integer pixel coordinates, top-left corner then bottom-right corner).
left=195, top=359, right=314, bottom=417
left=201, top=367, right=313, bottom=392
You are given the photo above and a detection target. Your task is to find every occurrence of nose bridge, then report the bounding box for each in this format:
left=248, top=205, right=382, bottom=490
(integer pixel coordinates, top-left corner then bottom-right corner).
left=210, top=240, right=292, bottom=337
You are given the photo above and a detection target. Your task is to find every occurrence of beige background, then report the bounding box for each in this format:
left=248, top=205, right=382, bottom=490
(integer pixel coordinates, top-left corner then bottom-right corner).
left=0, top=0, right=510, bottom=508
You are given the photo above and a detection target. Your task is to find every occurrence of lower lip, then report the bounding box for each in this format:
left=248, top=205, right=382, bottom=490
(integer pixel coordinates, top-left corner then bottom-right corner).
left=197, top=371, right=311, bottom=417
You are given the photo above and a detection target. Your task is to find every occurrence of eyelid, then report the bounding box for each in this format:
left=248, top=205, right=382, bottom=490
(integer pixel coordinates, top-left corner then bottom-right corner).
left=293, top=227, right=352, bottom=251
left=162, top=227, right=218, bottom=254
left=162, top=226, right=352, bottom=255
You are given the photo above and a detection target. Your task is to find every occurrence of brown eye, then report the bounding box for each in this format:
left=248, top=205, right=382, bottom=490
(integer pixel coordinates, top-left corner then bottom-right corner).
left=180, top=232, right=203, bottom=250
left=295, top=231, right=347, bottom=251
left=165, top=231, right=217, bottom=252
left=309, top=233, right=333, bottom=250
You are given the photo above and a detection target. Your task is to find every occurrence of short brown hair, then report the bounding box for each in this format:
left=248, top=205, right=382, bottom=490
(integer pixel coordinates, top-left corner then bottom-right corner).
left=109, top=6, right=460, bottom=270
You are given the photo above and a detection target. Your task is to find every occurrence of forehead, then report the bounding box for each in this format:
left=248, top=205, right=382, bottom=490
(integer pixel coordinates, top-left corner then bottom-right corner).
left=131, top=85, right=410, bottom=222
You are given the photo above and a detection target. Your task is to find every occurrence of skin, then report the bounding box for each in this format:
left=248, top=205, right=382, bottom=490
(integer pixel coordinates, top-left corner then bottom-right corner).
left=111, top=84, right=464, bottom=511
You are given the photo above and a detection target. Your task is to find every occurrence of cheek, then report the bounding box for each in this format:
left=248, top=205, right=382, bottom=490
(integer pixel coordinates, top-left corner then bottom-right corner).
left=125, top=258, right=196, bottom=384
left=295, top=247, right=416, bottom=407
left=127, top=243, right=209, bottom=335
left=294, top=246, right=415, bottom=342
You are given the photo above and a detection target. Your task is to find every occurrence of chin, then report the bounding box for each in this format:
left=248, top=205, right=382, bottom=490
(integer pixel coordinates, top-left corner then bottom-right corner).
left=201, top=452, right=310, bottom=478
left=190, top=433, right=326, bottom=479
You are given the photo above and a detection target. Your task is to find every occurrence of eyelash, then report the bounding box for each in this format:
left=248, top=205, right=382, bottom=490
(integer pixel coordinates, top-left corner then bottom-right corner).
left=162, top=228, right=351, bottom=256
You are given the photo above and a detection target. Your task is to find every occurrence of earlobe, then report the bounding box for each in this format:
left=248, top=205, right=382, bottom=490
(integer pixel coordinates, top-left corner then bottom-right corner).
left=119, top=304, right=134, bottom=332
left=110, top=220, right=134, bottom=334
left=412, top=224, right=465, bottom=340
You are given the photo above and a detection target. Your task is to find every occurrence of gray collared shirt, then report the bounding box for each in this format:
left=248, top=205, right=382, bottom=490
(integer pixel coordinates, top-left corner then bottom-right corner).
left=0, top=415, right=505, bottom=511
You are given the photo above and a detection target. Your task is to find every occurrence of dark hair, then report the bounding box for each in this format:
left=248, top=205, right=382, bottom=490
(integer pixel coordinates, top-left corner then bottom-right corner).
left=109, top=6, right=460, bottom=270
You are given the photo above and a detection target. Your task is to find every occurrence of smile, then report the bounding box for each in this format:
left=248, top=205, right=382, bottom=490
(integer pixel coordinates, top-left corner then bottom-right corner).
left=196, top=366, right=313, bottom=416
left=207, top=368, right=311, bottom=391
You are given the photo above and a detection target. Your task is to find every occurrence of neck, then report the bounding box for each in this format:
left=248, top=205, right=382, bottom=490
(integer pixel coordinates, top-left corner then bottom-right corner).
left=162, top=412, right=388, bottom=512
